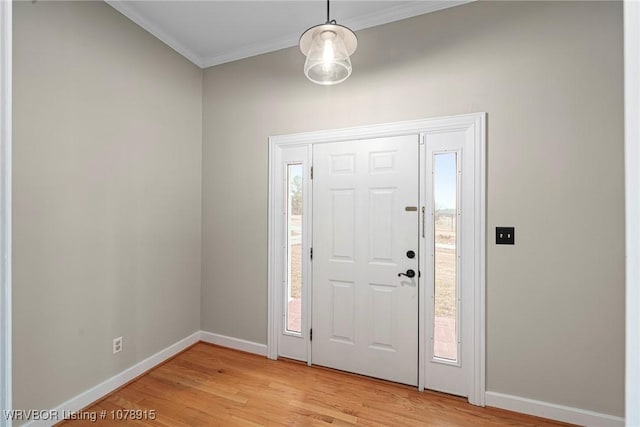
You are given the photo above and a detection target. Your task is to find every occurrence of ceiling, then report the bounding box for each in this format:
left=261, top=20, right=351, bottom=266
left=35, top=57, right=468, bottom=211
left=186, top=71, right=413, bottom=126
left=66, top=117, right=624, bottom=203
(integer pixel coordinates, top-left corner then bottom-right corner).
left=105, top=1, right=470, bottom=69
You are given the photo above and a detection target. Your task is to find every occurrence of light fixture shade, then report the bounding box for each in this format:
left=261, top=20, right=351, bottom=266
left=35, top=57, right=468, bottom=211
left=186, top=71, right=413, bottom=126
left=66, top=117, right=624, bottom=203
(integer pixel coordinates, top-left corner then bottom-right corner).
left=300, top=24, right=357, bottom=85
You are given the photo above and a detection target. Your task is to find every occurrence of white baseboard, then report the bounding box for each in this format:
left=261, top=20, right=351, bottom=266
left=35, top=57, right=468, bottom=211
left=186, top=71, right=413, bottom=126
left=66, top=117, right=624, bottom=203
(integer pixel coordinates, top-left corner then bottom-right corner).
left=23, top=334, right=622, bottom=427
left=19, top=331, right=264, bottom=426
left=23, top=331, right=201, bottom=427
left=485, top=391, right=624, bottom=427
left=200, top=331, right=267, bottom=356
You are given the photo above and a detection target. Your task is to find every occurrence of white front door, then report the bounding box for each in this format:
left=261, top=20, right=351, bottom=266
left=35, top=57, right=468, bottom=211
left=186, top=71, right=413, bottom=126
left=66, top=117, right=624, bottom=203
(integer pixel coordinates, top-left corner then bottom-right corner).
left=312, top=135, right=419, bottom=386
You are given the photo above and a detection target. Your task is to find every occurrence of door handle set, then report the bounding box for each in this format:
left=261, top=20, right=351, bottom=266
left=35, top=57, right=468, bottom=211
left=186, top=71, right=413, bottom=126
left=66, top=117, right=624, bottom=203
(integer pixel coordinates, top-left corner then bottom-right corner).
left=399, top=250, right=419, bottom=278
left=398, top=269, right=420, bottom=278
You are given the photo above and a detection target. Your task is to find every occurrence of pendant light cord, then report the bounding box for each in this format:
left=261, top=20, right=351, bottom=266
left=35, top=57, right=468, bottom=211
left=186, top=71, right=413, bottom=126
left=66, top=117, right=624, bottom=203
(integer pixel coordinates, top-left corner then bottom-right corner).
left=326, top=0, right=336, bottom=24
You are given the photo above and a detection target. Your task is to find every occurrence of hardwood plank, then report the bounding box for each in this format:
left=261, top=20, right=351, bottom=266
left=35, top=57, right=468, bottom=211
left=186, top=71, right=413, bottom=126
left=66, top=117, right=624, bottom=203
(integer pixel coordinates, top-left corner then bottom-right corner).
left=58, top=343, right=574, bottom=426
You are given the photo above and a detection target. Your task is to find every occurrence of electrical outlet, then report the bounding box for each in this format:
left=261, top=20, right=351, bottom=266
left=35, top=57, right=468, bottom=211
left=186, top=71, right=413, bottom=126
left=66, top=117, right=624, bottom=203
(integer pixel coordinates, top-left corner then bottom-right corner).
left=113, top=336, right=122, bottom=354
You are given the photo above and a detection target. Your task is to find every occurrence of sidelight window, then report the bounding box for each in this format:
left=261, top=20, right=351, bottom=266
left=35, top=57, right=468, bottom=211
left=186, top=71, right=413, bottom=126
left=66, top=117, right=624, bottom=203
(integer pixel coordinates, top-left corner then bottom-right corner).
left=285, top=163, right=303, bottom=334
left=433, top=152, right=459, bottom=362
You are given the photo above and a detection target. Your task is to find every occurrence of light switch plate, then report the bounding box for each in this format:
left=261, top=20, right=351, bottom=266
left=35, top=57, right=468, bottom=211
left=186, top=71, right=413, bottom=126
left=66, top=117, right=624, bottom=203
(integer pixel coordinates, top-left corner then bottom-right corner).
left=496, top=227, right=515, bottom=245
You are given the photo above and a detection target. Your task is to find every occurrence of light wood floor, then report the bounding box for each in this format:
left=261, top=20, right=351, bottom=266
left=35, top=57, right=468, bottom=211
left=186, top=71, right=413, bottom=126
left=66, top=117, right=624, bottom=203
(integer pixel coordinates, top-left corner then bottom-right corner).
left=60, top=343, right=572, bottom=426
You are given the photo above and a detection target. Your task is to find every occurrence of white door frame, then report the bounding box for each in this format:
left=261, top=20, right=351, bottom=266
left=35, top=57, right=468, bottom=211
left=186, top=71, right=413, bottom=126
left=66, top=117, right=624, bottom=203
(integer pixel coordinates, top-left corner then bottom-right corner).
left=267, top=113, right=486, bottom=405
left=0, top=1, right=13, bottom=425
left=625, top=1, right=640, bottom=425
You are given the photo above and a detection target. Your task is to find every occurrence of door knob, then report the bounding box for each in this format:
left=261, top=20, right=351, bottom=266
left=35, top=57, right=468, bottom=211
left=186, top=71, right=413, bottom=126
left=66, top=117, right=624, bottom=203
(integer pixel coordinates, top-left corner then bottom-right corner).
left=398, top=269, right=416, bottom=278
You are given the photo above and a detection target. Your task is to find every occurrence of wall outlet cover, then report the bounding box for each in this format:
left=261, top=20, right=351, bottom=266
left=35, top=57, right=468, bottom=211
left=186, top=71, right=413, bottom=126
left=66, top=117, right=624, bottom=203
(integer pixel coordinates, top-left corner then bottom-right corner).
left=113, top=336, right=123, bottom=354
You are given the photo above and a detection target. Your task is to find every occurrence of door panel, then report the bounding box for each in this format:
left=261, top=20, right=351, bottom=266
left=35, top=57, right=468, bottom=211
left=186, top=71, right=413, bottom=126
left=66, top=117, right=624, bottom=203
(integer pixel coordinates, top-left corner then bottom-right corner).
left=312, top=135, right=419, bottom=386
left=331, top=280, right=355, bottom=342
left=423, top=128, right=474, bottom=397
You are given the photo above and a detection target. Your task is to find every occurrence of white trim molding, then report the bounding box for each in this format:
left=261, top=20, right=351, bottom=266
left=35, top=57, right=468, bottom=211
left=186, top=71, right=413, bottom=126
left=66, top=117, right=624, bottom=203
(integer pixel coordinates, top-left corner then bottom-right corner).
left=267, top=139, right=278, bottom=361
left=269, top=113, right=486, bottom=148
left=105, top=0, right=472, bottom=69
left=625, top=1, right=640, bottom=426
left=23, top=331, right=201, bottom=427
left=485, top=391, right=624, bottom=427
left=200, top=1, right=472, bottom=68
left=200, top=331, right=267, bottom=357
left=14, top=329, right=626, bottom=427
left=105, top=1, right=204, bottom=68
left=0, top=1, right=12, bottom=426
left=16, top=331, right=264, bottom=426
left=474, top=113, right=487, bottom=407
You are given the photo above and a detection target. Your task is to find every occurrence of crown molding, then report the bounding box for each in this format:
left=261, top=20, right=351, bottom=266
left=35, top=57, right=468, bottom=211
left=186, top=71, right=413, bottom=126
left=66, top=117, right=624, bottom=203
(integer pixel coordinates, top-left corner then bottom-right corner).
left=201, top=32, right=302, bottom=69
left=105, top=0, right=204, bottom=68
left=106, top=0, right=473, bottom=70
left=201, top=0, right=472, bottom=68
left=343, top=0, right=472, bottom=34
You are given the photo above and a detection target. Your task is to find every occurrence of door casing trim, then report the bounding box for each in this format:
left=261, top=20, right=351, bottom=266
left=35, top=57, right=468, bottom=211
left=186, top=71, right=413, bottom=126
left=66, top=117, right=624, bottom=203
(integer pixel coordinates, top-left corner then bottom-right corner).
left=625, top=1, right=640, bottom=424
left=1, top=1, right=12, bottom=425
left=267, top=113, right=486, bottom=405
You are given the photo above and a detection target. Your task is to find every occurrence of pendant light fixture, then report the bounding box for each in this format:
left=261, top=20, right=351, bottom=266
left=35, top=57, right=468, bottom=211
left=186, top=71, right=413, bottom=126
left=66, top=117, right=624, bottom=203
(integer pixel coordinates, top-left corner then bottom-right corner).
left=299, top=0, right=357, bottom=85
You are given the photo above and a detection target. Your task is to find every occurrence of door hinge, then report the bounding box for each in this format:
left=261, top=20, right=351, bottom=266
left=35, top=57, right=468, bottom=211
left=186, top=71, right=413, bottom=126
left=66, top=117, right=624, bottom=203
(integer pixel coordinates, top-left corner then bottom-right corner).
left=310, top=247, right=313, bottom=260
left=310, top=328, right=312, bottom=341
left=310, top=166, right=313, bottom=180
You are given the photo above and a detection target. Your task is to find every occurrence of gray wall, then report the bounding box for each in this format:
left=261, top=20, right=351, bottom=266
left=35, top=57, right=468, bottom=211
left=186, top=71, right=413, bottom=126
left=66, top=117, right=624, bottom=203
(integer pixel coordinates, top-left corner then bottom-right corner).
left=11, top=0, right=624, bottom=419
left=201, top=1, right=624, bottom=417
left=13, top=1, right=202, bottom=413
